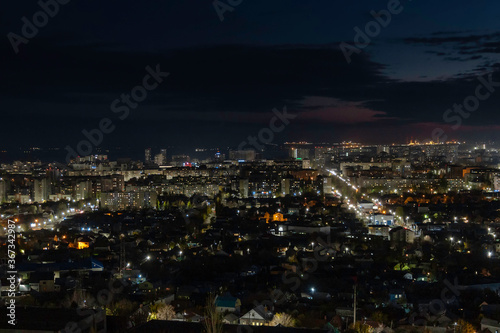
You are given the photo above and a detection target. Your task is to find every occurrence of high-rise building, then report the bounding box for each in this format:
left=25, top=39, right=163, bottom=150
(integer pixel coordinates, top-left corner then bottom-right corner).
left=239, top=179, right=249, bottom=198
left=111, top=174, right=125, bottom=192
left=494, top=175, right=500, bottom=191
left=154, top=153, right=166, bottom=166
left=34, top=178, right=51, bottom=203
left=322, top=176, right=333, bottom=194
left=0, top=178, right=6, bottom=203
left=289, top=147, right=310, bottom=160
left=133, top=190, right=157, bottom=209
left=281, top=178, right=291, bottom=196
left=75, top=181, right=92, bottom=201
left=314, top=147, right=329, bottom=169
left=145, top=148, right=152, bottom=164
left=302, top=159, right=311, bottom=169
left=160, top=149, right=167, bottom=162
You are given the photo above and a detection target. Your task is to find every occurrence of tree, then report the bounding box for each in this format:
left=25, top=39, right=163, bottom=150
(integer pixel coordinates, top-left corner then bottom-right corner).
left=457, top=319, right=475, bottom=333
left=157, top=304, right=176, bottom=321
left=349, top=322, right=373, bottom=333
left=148, top=303, right=163, bottom=320
left=438, top=178, right=448, bottom=192
left=57, top=202, right=67, bottom=213
left=203, top=294, right=223, bottom=333
left=130, top=309, right=148, bottom=327
left=371, top=311, right=388, bottom=324
left=107, top=299, right=137, bottom=317
left=270, top=313, right=296, bottom=327
left=27, top=205, right=37, bottom=215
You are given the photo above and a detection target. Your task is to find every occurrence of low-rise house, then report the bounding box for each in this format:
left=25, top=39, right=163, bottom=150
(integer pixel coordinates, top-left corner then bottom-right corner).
left=138, top=281, right=154, bottom=293
left=223, top=313, right=239, bottom=324
left=335, top=307, right=354, bottom=321
left=390, top=226, right=415, bottom=244
left=239, top=305, right=273, bottom=326
left=480, top=302, right=500, bottom=317
left=17, top=257, right=104, bottom=280
left=27, top=272, right=59, bottom=293
left=481, top=317, right=500, bottom=332
left=178, top=311, right=203, bottom=322
left=389, top=289, right=405, bottom=303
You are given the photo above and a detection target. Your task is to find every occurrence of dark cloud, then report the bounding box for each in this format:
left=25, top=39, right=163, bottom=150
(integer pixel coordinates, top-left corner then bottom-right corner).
left=404, top=32, right=500, bottom=62
left=404, top=32, right=500, bottom=45
left=430, top=30, right=475, bottom=36
left=3, top=1, right=500, bottom=160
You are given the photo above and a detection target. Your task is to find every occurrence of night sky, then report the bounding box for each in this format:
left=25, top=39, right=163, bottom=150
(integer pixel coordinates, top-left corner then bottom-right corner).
left=2, top=1, right=500, bottom=160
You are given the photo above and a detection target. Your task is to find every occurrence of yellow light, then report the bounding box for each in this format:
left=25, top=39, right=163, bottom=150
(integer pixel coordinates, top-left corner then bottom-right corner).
left=77, top=241, right=89, bottom=250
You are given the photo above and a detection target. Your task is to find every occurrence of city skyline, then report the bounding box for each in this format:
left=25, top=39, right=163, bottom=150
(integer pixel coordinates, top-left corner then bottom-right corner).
left=0, top=140, right=485, bottom=164
left=2, top=1, right=500, bottom=159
